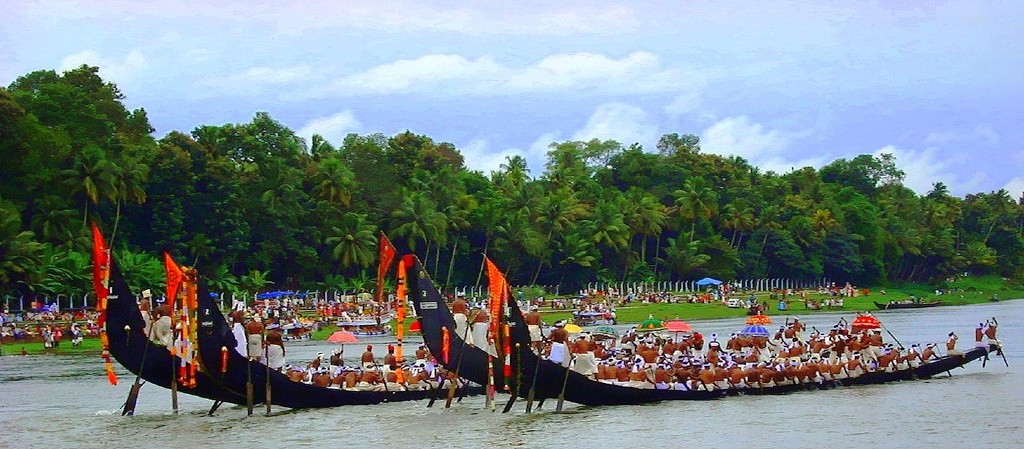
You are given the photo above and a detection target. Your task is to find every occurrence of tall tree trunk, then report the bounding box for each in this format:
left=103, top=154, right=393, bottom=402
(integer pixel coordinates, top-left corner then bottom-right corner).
left=445, top=238, right=459, bottom=288
left=652, top=234, right=662, bottom=278
left=531, top=261, right=543, bottom=285
left=433, top=240, right=442, bottom=279
left=983, top=215, right=1001, bottom=244
left=111, top=200, right=122, bottom=243
left=475, top=238, right=489, bottom=289
left=759, top=230, right=771, bottom=256
left=641, top=235, right=647, bottom=265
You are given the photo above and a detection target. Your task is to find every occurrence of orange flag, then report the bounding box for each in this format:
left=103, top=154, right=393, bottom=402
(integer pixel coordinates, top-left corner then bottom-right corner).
left=90, top=223, right=110, bottom=327
left=164, top=252, right=184, bottom=310
left=376, top=232, right=397, bottom=305
left=484, top=256, right=508, bottom=336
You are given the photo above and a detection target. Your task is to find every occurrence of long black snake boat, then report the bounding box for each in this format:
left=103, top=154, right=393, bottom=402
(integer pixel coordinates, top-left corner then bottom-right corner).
left=407, top=256, right=998, bottom=407
left=194, top=276, right=483, bottom=409
left=105, top=260, right=244, bottom=410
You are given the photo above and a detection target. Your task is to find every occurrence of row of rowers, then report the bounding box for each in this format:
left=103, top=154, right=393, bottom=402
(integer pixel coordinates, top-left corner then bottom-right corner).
left=531, top=318, right=997, bottom=391
left=286, top=344, right=456, bottom=392
left=230, top=310, right=453, bottom=391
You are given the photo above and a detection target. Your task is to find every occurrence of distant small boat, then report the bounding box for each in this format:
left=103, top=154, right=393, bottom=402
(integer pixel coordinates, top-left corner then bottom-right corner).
left=874, top=300, right=941, bottom=310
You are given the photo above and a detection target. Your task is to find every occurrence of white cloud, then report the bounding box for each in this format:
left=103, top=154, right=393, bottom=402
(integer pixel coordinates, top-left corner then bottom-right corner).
left=59, top=49, right=148, bottom=83
left=460, top=139, right=516, bottom=175
left=571, top=103, right=657, bottom=147
left=200, top=65, right=312, bottom=95
left=665, top=91, right=703, bottom=118
left=310, top=51, right=694, bottom=98
left=29, top=2, right=639, bottom=36
left=874, top=145, right=961, bottom=195
left=296, top=111, right=362, bottom=145
left=507, top=52, right=681, bottom=94
left=323, top=55, right=504, bottom=95
left=758, top=155, right=830, bottom=175
left=700, top=115, right=789, bottom=161
left=461, top=132, right=556, bottom=177
left=160, top=31, right=181, bottom=43
left=1004, top=177, right=1024, bottom=199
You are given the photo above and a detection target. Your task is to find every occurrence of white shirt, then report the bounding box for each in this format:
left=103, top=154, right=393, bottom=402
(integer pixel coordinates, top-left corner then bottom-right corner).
left=231, top=323, right=247, bottom=357
left=266, top=344, right=286, bottom=370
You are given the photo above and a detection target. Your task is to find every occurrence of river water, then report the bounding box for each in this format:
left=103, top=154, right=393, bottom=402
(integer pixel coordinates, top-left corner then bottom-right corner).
left=2, top=301, right=1021, bottom=448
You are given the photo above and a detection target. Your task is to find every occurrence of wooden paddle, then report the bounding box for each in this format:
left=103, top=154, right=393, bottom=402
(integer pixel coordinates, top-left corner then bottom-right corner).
left=524, top=345, right=543, bottom=413
left=555, top=354, right=575, bottom=412
left=122, top=322, right=155, bottom=416
left=264, top=343, right=272, bottom=415
left=445, top=310, right=481, bottom=408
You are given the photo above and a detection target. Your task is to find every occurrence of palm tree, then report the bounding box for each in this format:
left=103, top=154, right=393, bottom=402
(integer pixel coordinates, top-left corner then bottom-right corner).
left=391, top=190, right=447, bottom=256
left=326, top=212, right=378, bottom=270
left=623, top=188, right=667, bottom=263
left=584, top=197, right=630, bottom=253
left=662, top=236, right=710, bottom=278
left=810, top=209, right=840, bottom=242
left=556, top=231, right=598, bottom=285
left=672, top=178, right=719, bottom=242
left=109, top=156, right=149, bottom=240
left=497, top=155, right=530, bottom=194
left=30, top=196, right=78, bottom=245
left=241, top=269, right=274, bottom=292
left=0, top=205, right=44, bottom=287
left=60, top=145, right=116, bottom=225
left=207, top=264, right=241, bottom=293
left=312, top=157, right=356, bottom=207
left=113, top=248, right=165, bottom=293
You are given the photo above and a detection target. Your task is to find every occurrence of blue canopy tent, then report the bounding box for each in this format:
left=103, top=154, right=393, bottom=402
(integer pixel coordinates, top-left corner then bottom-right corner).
left=695, top=277, right=722, bottom=286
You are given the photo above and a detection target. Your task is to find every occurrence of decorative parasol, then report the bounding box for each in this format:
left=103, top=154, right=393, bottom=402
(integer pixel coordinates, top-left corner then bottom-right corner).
left=564, top=323, right=583, bottom=333
left=592, top=325, right=618, bottom=341
left=327, top=330, right=359, bottom=343
left=851, top=314, right=881, bottom=333
left=737, top=324, right=770, bottom=337
left=665, top=320, right=693, bottom=334
left=746, top=314, right=772, bottom=325
left=637, top=315, right=665, bottom=332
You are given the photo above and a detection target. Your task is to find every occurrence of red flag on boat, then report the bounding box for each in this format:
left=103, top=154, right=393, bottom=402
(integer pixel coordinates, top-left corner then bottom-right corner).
left=376, top=232, right=397, bottom=305
left=164, top=252, right=184, bottom=310
left=90, top=223, right=110, bottom=327
left=485, top=256, right=508, bottom=333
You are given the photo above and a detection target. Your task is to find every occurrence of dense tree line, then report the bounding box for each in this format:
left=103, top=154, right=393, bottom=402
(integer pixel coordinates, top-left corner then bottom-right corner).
left=2, top=66, right=1022, bottom=299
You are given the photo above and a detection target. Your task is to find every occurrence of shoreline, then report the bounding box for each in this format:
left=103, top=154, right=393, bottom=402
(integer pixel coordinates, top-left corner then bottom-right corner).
left=6, top=296, right=1019, bottom=357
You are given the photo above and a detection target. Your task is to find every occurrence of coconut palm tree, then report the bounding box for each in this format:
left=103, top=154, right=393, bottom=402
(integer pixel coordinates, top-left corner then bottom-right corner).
left=672, top=178, right=719, bottom=242
left=109, top=156, right=149, bottom=239
left=0, top=204, right=44, bottom=287
left=312, top=157, right=356, bottom=207
left=60, top=145, right=116, bottom=225
left=326, top=212, right=378, bottom=270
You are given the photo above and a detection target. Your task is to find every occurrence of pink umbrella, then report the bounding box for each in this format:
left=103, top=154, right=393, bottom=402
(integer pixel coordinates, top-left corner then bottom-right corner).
left=327, top=330, right=358, bottom=343
left=666, top=320, right=693, bottom=334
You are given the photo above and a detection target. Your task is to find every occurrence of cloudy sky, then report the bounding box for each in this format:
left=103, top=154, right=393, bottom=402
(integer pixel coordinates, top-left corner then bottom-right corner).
left=3, top=1, right=1022, bottom=197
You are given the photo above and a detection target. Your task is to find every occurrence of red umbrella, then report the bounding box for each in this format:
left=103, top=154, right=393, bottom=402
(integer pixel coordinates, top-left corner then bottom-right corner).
left=746, top=314, right=772, bottom=325
left=327, top=330, right=358, bottom=343
left=851, top=314, right=881, bottom=333
left=408, top=320, right=422, bottom=332
left=665, top=320, right=693, bottom=333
